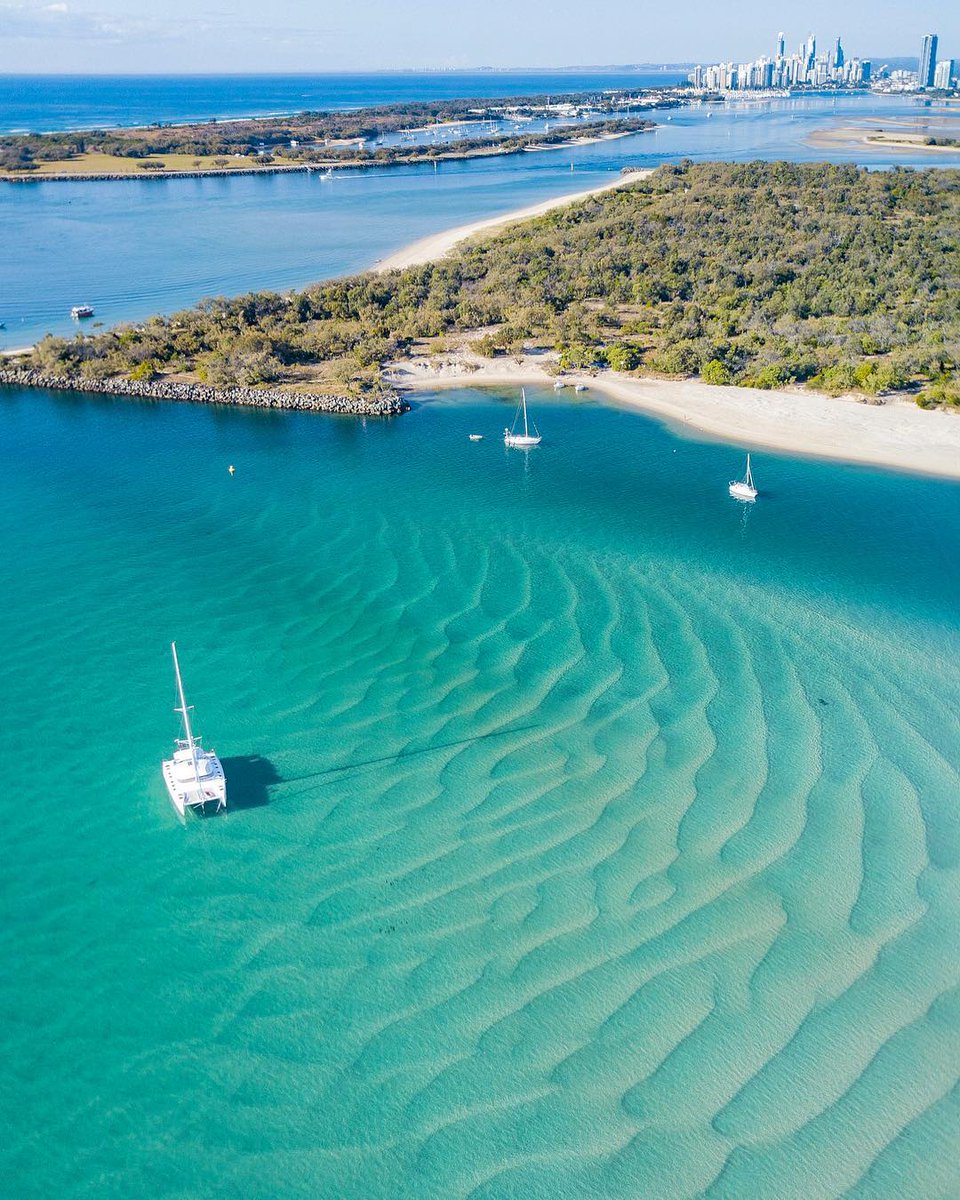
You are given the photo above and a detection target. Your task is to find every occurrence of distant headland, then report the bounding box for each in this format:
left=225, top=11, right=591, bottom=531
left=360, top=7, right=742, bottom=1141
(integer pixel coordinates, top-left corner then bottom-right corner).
left=0, top=90, right=670, bottom=182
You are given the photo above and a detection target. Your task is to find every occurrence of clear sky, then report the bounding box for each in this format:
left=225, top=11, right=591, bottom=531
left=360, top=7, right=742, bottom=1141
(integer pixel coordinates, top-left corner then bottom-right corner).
left=1, top=0, right=959, bottom=73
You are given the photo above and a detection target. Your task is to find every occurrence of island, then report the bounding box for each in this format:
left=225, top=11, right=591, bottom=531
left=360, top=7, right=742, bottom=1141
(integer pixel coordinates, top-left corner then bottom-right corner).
left=0, top=90, right=669, bottom=181
left=3, top=161, right=959, bottom=472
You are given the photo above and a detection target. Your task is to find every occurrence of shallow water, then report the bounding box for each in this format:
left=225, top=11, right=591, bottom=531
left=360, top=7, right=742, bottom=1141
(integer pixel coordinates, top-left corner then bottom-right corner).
left=1, top=385, right=958, bottom=1197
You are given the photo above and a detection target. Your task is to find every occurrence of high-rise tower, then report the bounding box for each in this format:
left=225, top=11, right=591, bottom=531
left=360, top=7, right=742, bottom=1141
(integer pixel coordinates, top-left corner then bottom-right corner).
left=919, top=34, right=939, bottom=88
left=776, top=31, right=785, bottom=59
left=835, top=37, right=844, bottom=69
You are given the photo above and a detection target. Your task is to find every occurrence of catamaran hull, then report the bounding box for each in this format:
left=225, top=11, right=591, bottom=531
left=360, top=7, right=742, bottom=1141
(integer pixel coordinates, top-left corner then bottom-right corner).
left=162, top=758, right=227, bottom=818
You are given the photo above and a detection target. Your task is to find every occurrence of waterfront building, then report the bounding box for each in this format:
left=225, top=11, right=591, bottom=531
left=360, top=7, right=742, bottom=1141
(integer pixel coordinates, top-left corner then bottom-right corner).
left=919, top=34, right=938, bottom=88
left=933, top=59, right=955, bottom=90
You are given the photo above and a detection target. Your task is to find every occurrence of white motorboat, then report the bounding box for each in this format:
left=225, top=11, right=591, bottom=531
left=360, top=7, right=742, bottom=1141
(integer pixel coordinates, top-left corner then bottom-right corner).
left=553, top=379, right=566, bottom=391
left=162, top=642, right=226, bottom=818
left=469, top=433, right=484, bottom=441
left=574, top=383, right=587, bottom=393
left=729, top=453, right=758, bottom=502
left=71, top=304, right=94, bottom=319
left=504, top=388, right=542, bottom=448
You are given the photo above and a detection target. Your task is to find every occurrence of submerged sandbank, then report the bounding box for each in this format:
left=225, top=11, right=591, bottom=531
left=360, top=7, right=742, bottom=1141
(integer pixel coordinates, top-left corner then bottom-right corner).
left=807, top=125, right=960, bottom=155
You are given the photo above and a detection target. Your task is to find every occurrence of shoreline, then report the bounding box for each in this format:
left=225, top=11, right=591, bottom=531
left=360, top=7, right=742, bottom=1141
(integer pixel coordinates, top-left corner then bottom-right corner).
left=386, top=354, right=960, bottom=480
left=807, top=125, right=960, bottom=155
left=1, top=121, right=655, bottom=185
left=1, top=141, right=642, bottom=185
left=375, top=172, right=645, bottom=271
left=0, top=367, right=408, bottom=416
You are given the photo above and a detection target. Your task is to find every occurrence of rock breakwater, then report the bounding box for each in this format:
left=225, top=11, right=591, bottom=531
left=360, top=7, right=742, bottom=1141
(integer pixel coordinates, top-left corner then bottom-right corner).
left=0, top=368, right=409, bottom=416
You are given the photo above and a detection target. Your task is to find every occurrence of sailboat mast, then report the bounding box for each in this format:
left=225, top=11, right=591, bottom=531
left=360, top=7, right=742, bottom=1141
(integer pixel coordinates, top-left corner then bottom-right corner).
left=745, top=454, right=753, bottom=488
left=171, top=641, right=196, bottom=752
left=522, top=388, right=529, bottom=438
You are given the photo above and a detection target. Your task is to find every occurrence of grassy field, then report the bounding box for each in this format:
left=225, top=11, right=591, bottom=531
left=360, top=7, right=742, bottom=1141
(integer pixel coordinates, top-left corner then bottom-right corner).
left=25, top=152, right=278, bottom=176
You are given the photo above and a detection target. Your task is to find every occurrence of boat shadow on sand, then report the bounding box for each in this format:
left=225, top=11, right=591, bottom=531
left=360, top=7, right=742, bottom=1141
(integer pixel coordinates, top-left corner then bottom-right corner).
left=205, top=754, right=282, bottom=814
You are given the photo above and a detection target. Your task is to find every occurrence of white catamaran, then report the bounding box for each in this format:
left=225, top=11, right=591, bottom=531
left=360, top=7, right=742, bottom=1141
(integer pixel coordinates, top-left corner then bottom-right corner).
left=729, top=453, right=758, bottom=502
left=503, top=388, right=542, bottom=448
left=162, top=642, right=226, bottom=818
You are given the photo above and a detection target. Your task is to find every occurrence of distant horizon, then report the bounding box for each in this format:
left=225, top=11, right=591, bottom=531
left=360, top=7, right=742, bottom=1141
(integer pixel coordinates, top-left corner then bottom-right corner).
left=0, top=57, right=920, bottom=79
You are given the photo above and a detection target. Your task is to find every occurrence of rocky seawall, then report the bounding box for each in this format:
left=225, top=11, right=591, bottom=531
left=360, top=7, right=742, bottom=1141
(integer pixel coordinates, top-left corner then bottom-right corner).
left=0, top=163, right=335, bottom=184
left=0, top=368, right=410, bottom=416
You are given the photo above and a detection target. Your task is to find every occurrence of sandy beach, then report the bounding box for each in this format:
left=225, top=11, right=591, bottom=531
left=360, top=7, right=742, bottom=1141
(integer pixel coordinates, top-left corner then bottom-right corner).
left=387, top=352, right=960, bottom=479
left=374, top=173, right=645, bottom=271
left=808, top=118, right=960, bottom=155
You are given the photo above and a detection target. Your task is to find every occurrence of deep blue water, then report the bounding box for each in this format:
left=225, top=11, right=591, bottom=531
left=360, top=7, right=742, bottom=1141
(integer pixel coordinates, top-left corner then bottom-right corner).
left=0, top=71, right=688, bottom=134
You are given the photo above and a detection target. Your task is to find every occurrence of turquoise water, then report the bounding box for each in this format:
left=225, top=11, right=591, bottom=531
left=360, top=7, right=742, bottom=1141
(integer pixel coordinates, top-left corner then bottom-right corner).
left=5, top=93, right=960, bottom=351
left=1, top=384, right=958, bottom=1197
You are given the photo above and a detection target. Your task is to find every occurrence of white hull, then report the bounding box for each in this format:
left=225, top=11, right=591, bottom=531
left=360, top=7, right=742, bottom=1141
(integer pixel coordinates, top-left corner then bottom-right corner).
left=729, top=454, right=758, bottom=501
left=504, top=388, right=541, bottom=448
left=162, top=748, right=226, bottom=818
left=162, top=642, right=226, bottom=819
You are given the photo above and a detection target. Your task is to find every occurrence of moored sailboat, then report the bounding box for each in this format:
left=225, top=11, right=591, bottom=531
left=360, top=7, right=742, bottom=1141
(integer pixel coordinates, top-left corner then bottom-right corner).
left=729, top=453, right=758, bottom=502
left=504, top=388, right=542, bottom=448
left=161, top=642, right=226, bottom=818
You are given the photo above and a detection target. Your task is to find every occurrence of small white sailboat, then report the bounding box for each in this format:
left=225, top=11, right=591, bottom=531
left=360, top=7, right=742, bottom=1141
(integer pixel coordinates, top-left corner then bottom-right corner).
left=504, top=388, right=541, bottom=448
left=729, top=453, right=758, bottom=502
left=162, top=642, right=226, bottom=818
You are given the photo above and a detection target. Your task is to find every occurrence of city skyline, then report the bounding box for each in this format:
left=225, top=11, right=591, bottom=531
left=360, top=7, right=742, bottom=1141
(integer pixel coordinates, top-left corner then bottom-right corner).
left=1, top=0, right=960, bottom=74
left=688, top=27, right=956, bottom=93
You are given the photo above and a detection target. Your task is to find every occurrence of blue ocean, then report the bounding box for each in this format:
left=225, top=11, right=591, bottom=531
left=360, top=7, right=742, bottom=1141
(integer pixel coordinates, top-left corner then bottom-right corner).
left=1, top=74, right=959, bottom=1199
left=0, top=71, right=689, bottom=134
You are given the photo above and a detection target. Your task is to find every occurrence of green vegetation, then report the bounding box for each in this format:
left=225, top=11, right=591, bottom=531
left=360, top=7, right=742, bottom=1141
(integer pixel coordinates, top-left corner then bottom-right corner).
left=27, top=162, right=960, bottom=407
left=0, top=91, right=669, bottom=174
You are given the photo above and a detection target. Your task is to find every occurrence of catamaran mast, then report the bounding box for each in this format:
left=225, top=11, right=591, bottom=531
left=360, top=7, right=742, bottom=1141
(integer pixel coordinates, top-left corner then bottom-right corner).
left=172, top=641, right=203, bottom=792
left=172, top=642, right=197, bottom=751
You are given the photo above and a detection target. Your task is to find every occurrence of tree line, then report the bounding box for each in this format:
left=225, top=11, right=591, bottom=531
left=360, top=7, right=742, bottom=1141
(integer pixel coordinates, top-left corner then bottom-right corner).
left=27, top=161, right=960, bottom=408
